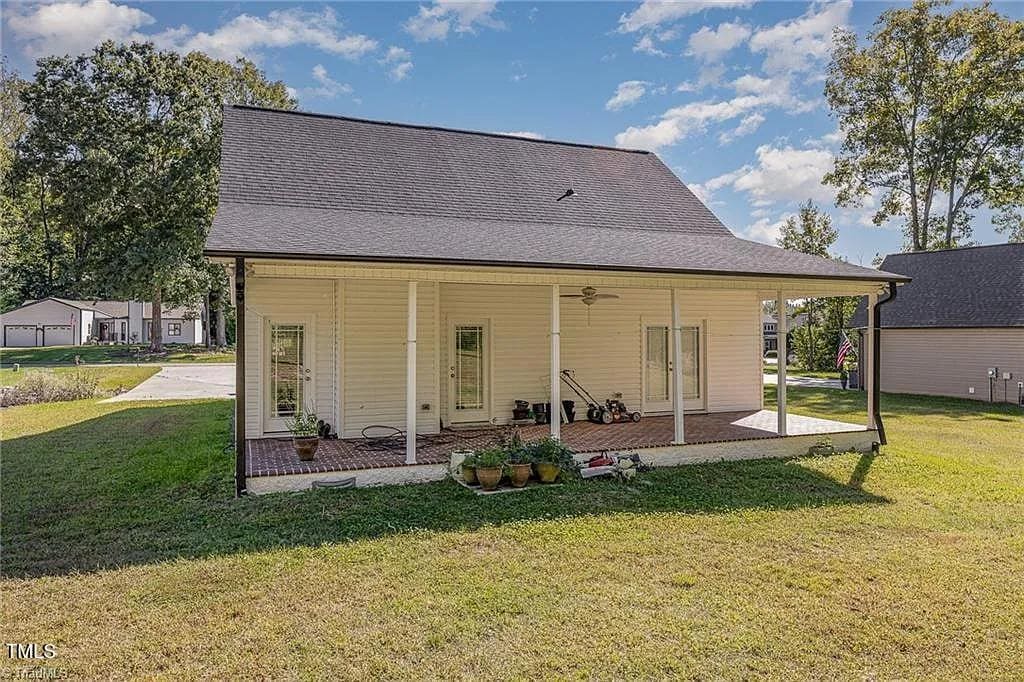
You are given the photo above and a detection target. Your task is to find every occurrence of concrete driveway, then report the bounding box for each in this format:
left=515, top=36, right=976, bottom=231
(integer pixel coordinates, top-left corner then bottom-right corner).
left=104, top=364, right=235, bottom=402
left=763, top=373, right=843, bottom=390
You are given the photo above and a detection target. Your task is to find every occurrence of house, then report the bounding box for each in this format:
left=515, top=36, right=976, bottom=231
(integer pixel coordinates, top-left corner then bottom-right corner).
left=205, top=105, right=909, bottom=495
left=762, top=314, right=778, bottom=353
left=851, top=244, right=1024, bottom=403
left=1, top=298, right=203, bottom=347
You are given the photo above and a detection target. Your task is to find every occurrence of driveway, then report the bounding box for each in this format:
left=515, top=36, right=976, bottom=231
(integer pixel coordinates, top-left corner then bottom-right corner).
left=104, top=364, right=235, bottom=402
left=763, top=373, right=844, bottom=390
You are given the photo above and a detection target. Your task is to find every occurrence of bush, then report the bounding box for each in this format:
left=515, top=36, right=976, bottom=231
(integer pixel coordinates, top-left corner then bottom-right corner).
left=0, top=371, right=101, bottom=407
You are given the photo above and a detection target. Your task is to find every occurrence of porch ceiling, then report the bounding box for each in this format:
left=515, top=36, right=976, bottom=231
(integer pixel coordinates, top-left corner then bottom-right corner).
left=247, top=411, right=866, bottom=478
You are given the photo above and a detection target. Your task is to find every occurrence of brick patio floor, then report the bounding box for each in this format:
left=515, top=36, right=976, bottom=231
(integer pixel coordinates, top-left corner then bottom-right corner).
left=247, top=411, right=865, bottom=478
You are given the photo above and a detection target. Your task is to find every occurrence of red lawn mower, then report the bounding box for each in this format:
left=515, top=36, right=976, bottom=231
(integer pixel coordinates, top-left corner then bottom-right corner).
left=560, top=369, right=641, bottom=425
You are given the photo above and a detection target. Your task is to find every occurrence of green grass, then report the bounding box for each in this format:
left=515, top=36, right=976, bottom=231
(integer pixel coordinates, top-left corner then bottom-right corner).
left=0, top=344, right=234, bottom=366
left=2, top=390, right=1022, bottom=678
left=763, top=364, right=841, bottom=379
left=0, top=365, right=159, bottom=392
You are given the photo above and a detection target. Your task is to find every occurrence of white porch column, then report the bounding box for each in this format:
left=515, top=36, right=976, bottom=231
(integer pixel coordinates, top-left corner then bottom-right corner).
left=406, top=281, right=418, bottom=464
left=865, top=291, right=877, bottom=429
left=776, top=291, right=788, bottom=436
left=550, top=284, right=561, bottom=440
left=671, top=288, right=685, bottom=444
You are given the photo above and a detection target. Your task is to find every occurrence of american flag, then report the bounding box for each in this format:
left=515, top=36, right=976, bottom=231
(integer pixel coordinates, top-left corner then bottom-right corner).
left=836, top=331, right=853, bottom=369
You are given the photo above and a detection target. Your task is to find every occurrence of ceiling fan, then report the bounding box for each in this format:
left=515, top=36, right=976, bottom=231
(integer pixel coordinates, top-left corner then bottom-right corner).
left=561, top=286, right=620, bottom=306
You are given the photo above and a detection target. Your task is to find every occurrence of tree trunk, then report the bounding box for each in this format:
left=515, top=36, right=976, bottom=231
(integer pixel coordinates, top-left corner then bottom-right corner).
left=945, top=166, right=957, bottom=248
left=216, top=298, right=227, bottom=347
left=150, top=286, right=163, bottom=353
left=204, top=292, right=212, bottom=349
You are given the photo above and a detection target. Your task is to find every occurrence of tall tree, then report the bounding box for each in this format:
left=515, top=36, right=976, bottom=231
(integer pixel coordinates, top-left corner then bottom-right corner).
left=825, top=0, right=1024, bottom=250
left=11, top=42, right=295, bottom=350
left=777, top=201, right=859, bottom=371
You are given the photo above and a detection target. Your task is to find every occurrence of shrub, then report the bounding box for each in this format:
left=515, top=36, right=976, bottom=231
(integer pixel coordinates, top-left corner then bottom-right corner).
left=473, top=447, right=507, bottom=469
left=0, top=371, right=101, bottom=407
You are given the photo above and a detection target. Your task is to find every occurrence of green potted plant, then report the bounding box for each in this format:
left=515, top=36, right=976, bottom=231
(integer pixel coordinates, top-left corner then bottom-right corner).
left=474, top=447, right=506, bottom=491
left=527, top=436, right=577, bottom=483
left=460, top=451, right=479, bottom=485
left=286, top=408, right=320, bottom=461
left=505, top=447, right=533, bottom=488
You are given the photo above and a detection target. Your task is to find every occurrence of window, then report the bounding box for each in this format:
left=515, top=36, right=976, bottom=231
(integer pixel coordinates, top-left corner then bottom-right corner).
left=168, top=323, right=182, bottom=336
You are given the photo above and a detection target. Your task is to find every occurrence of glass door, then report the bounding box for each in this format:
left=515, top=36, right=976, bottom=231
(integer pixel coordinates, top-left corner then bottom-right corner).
left=264, top=321, right=312, bottom=433
left=449, top=321, right=489, bottom=423
left=643, top=324, right=704, bottom=413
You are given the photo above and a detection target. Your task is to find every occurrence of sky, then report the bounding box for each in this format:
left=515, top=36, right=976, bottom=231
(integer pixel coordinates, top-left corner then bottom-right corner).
left=3, top=0, right=1022, bottom=265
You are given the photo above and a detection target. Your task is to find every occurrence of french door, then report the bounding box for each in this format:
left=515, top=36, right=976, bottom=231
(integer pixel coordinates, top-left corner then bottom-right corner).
left=264, top=318, right=314, bottom=433
left=642, top=323, right=704, bottom=413
left=448, top=320, right=490, bottom=423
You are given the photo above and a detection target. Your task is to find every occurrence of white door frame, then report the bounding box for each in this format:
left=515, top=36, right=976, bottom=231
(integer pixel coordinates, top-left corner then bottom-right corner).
left=641, top=318, right=707, bottom=414
left=262, top=315, right=316, bottom=434
left=447, top=318, right=492, bottom=424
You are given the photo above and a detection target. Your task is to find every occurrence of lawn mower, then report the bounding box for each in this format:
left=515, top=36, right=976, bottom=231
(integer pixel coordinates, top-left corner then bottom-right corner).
left=560, top=369, right=641, bottom=425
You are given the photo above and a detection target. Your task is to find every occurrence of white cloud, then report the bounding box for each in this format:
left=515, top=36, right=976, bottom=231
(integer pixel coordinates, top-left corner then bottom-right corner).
left=718, top=112, right=765, bottom=144
left=382, top=46, right=414, bottom=80
left=494, top=130, right=545, bottom=140
left=606, top=80, right=651, bottom=111
left=749, top=0, right=851, bottom=75
left=170, top=7, right=377, bottom=61
left=744, top=215, right=790, bottom=244
left=731, top=73, right=774, bottom=95
left=633, top=34, right=669, bottom=57
left=6, top=0, right=155, bottom=57
left=686, top=20, right=750, bottom=61
left=404, top=1, right=503, bottom=42
left=618, top=0, right=754, bottom=33
left=716, top=143, right=836, bottom=205
left=299, top=64, right=353, bottom=99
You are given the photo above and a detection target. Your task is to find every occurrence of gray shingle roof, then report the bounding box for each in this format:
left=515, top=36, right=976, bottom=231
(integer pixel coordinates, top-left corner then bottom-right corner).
left=207, top=105, right=907, bottom=283
left=850, top=244, right=1024, bottom=328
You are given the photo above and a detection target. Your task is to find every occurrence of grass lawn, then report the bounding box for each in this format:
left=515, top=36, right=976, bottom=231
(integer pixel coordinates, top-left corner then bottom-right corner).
left=0, top=343, right=234, bottom=366
left=0, top=365, right=159, bottom=392
left=763, top=364, right=841, bottom=379
left=2, top=391, right=1022, bottom=678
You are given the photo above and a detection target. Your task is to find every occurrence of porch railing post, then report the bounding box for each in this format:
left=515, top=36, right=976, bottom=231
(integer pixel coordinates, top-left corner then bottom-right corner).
left=776, top=290, right=787, bottom=436
left=671, top=288, right=685, bottom=444
left=234, top=257, right=246, bottom=497
left=550, top=284, right=561, bottom=440
left=865, top=291, right=877, bottom=430
left=406, top=281, right=418, bottom=464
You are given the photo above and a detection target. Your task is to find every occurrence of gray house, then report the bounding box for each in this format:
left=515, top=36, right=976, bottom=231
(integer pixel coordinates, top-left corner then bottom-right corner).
left=851, top=244, right=1024, bottom=404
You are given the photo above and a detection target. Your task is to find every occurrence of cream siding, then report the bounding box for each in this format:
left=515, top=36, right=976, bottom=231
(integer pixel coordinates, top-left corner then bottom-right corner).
left=242, top=276, right=764, bottom=439
left=244, top=278, right=338, bottom=438
left=879, top=328, right=1024, bottom=402
left=342, top=280, right=439, bottom=438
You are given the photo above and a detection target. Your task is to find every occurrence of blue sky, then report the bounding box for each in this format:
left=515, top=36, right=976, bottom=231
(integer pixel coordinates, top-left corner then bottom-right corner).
left=3, top=1, right=1021, bottom=264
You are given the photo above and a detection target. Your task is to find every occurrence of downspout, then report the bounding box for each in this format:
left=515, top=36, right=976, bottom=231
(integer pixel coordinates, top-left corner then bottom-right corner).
left=872, top=282, right=898, bottom=445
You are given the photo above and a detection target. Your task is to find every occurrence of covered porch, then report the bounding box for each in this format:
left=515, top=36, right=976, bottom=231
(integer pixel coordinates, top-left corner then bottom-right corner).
left=244, top=409, right=874, bottom=494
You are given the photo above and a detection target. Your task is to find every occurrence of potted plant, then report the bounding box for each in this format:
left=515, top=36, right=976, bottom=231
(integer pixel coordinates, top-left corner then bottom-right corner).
left=505, top=447, right=533, bottom=488
left=286, top=408, right=321, bottom=461
left=474, top=447, right=506, bottom=491
left=527, top=436, right=577, bottom=483
left=460, top=451, right=479, bottom=485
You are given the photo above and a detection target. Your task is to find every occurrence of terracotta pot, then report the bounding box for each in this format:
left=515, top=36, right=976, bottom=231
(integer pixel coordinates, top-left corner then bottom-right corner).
left=293, top=436, right=319, bottom=461
left=535, top=461, right=560, bottom=483
left=462, top=464, right=478, bottom=485
left=476, top=466, right=502, bottom=491
left=508, top=462, right=532, bottom=488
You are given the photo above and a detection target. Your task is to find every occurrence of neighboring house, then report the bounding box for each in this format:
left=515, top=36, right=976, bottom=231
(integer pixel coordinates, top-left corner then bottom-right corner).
left=762, top=314, right=778, bottom=353
left=206, top=105, right=908, bottom=494
left=1, top=298, right=203, bottom=347
left=852, top=244, right=1024, bottom=403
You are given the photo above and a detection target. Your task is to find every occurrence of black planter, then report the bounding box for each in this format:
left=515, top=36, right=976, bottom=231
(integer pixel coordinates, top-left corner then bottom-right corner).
left=562, top=400, right=576, bottom=423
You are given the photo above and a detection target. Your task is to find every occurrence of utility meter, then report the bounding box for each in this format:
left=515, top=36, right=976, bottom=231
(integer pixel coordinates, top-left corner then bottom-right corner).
left=987, top=367, right=998, bottom=378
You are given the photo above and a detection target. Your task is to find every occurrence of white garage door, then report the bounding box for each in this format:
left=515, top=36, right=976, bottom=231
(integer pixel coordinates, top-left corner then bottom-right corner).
left=43, top=325, right=74, bottom=346
left=4, top=325, right=39, bottom=347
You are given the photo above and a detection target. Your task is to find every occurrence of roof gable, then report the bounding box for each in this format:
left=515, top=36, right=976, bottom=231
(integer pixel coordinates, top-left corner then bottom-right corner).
left=851, top=244, right=1024, bottom=328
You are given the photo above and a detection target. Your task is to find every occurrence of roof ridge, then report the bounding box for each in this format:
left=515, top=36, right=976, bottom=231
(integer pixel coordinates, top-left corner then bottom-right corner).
left=225, top=104, right=652, bottom=156
left=884, top=243, right=1023, bottom=258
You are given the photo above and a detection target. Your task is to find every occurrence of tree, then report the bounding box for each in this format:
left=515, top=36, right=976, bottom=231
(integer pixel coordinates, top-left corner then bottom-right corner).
left=776, top=201, right=859, bottom=371
left=825, top=0, right=1024, bottom=251
left=11, top=42, right=295, bottom=349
